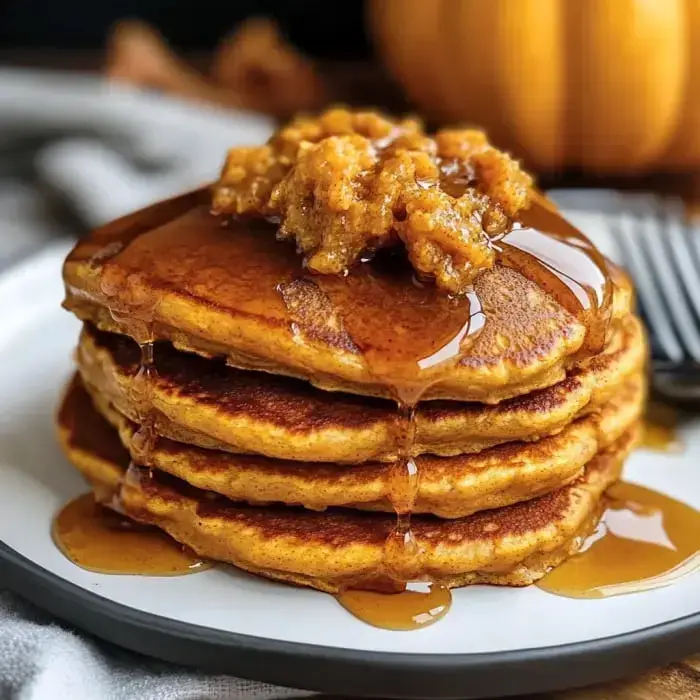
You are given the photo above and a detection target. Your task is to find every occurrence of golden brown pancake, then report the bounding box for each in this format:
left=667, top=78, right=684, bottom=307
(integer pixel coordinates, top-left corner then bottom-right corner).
left=88, top=375, right=645, bottom=518
left=63, top=191, right=633, bottom=403
left=76, top=314, right=645, bottom=463
left=56, top=379, right=637, bottom=593
left=74, top=370, right=644, bottom=517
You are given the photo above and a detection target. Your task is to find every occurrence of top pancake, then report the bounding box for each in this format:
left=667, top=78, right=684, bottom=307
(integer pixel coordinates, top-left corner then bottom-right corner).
left=63, top=190, right=632, bottom=402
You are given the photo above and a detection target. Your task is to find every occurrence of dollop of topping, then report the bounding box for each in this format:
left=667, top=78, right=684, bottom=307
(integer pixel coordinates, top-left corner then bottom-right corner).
left=213, top=108, right=533, bottom=294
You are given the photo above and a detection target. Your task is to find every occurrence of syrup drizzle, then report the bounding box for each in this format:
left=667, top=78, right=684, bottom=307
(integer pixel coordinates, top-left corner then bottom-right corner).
left=98, top=252, right=161, bottom=467
left=309, top=198, right=611, bottom=627
left=493, top=198, right=612, bottom=355
left=88, top=232, right=165, bottom=526
left=129, top=339, right=158, bottom=463
left=65, top=194, right=621, bottom=630
left=304, top=257, right=484, bottom=624
left=53, top=493, right=210, bottom=576
left=537, top=481, right=700, bottom=598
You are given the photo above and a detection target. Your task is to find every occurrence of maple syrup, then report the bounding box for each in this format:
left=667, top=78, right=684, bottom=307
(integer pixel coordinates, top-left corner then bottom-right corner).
left=295, top=253, right=483, bottom=611
left=64, top=193, right=616, bottom=629
left=537, top=481, right=700, bottom=598
left=98, top=243, right=162, bottom=466
left=337, top=582, right=451, bottom=631
left=640, top=402, right=682, bottom=453
left=303, top=197, right=611, bottom=620
left=128, top=340, right=158, bottom=462
left=494, top=198, right=612, bottom=356
left=274, top=243, right=484, bottom=612
left=53, top=493, right=210, bottom=575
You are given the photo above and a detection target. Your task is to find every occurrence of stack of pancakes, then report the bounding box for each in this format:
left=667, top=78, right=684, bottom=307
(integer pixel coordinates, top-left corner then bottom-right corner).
left=58, top=189, right=646, bottom=593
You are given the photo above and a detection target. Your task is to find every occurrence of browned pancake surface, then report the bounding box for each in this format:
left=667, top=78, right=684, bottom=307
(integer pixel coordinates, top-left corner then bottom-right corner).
left=77, top=314, right=645, bottom=463
left=56, top=386, right=637, bottom=592
left=76, top=370, right=643, bottom=517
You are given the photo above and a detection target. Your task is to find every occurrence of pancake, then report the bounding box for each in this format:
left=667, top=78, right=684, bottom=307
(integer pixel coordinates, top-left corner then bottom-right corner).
left=63, top=191, right=634, bottom=403
left=75, top=370, right=644, bottom=517
left=56, top=381, right=638, bottom=593
left=76, top=314, right=645, bottom=463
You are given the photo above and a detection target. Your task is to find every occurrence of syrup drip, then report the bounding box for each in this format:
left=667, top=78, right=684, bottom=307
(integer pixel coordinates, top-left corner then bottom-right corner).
left=53, top=493, right=210, bottom=575
left=383, top=402, right=421, bottom=582
left=298, top=258, right=485, bottom=620
left=98, top=246, right=161, bottom=467
left=337, top=582, right=451, bottom=631
left=383, top=446, right=422, bottom=581
left=537, top=481, right=700, bottom=598
left=129, top=340, right=158, bottom=463
left=640, top=402, right=682, bottom=453
left=493, top=198, right=613, bottom=356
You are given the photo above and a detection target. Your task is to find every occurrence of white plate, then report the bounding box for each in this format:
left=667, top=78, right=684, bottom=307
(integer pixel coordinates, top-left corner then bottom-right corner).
left=1, top=243, right=699, bottom=698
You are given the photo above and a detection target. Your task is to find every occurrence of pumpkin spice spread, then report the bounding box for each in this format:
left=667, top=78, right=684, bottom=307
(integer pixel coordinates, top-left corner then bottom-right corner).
left=212, top=108, right=532, bottom=294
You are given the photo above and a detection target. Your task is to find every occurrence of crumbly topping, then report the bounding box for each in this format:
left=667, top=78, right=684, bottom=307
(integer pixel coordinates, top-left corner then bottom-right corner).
left=213, top=108, right=533, bottom=294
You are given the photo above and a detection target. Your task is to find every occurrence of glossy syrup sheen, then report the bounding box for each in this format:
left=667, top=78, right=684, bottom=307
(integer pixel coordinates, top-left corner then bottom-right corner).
left=337, top=582, right=451, bottom=631
left=309, top=196, right=610, bottom=624
left=306, top=254, right=483, bottom=596
left=53, top=493, right=210, bottom=576
left=67, top=192, right=614, bottom=630
left=537, top=481, right=700, bottom=599
left=495, top=198, right=612, bottom=355
left=92, top=206, right=300, bottom=325
left=76, top=197, right=611, bottom=372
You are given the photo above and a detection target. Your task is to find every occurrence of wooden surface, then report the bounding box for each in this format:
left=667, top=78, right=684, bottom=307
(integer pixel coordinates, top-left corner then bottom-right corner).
left=1, top=49, right=698, bottom=700
left=532, top=655, right=700, bottom=699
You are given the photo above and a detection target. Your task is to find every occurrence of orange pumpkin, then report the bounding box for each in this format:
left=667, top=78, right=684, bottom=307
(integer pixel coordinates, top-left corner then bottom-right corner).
left=370, top=0, right=700, bottom=173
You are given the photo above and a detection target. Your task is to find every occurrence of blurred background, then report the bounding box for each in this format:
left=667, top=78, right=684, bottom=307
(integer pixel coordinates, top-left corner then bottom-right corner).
left=0, top=1, right=369, bottom=58
left=1, top=0, right=699, bottom=264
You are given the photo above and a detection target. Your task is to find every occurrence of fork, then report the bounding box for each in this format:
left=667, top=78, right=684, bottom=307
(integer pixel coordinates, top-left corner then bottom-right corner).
left=615, top=194, right=700, bottom=401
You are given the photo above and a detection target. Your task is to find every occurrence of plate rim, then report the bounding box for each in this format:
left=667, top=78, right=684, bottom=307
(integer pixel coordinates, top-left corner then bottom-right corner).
left=2, top=244, right=700, bottom=698
left=2, top=542, right=700, bottom=699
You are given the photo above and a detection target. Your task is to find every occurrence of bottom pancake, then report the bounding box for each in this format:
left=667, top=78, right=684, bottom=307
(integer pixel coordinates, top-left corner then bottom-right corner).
left=56, top=380, right=639, bottom=593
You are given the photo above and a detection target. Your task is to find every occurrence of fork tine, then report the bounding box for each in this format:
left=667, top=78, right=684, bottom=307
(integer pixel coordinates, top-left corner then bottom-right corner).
left=615, top=211, right=685, bottom=364
left=663, top=197, right=700, bottom=322
left=639, top=201, right=700, bottom=363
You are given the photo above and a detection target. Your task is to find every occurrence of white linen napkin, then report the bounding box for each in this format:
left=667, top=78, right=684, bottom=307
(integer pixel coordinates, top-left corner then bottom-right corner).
left=0, top=68, right=273, bottom=226
left=0, top=592, right=309, bottom=700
